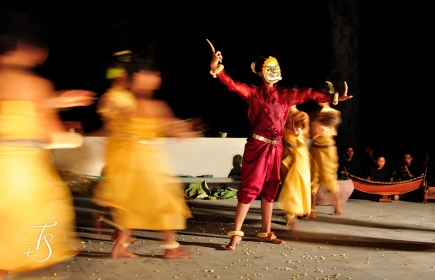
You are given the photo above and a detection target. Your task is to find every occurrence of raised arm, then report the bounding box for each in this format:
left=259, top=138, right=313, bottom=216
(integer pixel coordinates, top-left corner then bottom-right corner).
left=46, top=90, right=96, bottom=108
left=210, top=51, right=251, bottom=101
left=286, top=81, right=351, bottom=106
left=286, top=87, right=332, bottom=106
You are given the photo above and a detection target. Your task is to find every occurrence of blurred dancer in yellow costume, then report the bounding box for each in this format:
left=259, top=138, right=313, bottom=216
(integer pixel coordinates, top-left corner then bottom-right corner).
left=0, top=10, right=94, bottom=279
left=93, top=57, right=202, bottom=259
left=92, top=51, right=140, bottom=244
left=278, top=105, right=311, bottom=228
left=307, top=99, right=343, bottom=218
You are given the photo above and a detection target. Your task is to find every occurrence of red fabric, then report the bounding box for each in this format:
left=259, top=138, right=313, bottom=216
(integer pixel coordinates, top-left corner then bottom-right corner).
left=237, top=138, right=282, bottom=203
left=217, top=70, right=331, bottom=140
left=216, top=70, right=332, bottom=204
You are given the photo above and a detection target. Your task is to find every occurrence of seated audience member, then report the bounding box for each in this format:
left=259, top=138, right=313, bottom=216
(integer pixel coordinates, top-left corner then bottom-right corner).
left=394, top=153, right=422, bottom=181
left=338, top=145, right=362, bottom=177
left=228, top=154, right=242, bottom=181
left=360, top=146, right=375, bottom=177
left=367, top=156, right=391, bottom=182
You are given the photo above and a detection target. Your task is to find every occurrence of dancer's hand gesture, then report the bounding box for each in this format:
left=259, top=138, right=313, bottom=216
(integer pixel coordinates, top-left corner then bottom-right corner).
left=337, top=81, right=352, bottom=102
left=48, top=90, right=96, bottom=108
left=210, top=51, right=223, bottom=70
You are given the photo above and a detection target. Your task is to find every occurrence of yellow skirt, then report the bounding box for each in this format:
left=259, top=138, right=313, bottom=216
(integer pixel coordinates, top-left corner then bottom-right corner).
left=278, top=139, right=311, bottom=217
left=93, top=138, right=191, bottom=230
left=310, top=145, right=339, bottom=194
left=0, top=145, right=79, bottom=272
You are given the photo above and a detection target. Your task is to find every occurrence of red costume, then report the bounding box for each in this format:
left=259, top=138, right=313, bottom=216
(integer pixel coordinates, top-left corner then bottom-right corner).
left=216, top=70, right=332, bottom=203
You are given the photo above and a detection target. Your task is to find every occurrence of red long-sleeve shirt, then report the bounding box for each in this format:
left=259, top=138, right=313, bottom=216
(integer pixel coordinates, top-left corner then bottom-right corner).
left=217, top=70, right=332, bottom=140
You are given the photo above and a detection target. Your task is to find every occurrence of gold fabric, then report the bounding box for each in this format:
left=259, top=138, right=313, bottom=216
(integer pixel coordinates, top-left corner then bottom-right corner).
left=0, top=101, right=78, bottom=272
left=278, top=112, right=311, bottom=217
left=310, top=107, right=340, bottom=195
left=93, top=91, right=191, bottom=230
left=97, top=88, right=137, bottom=135
left=0, top=100, right=46, bottom=140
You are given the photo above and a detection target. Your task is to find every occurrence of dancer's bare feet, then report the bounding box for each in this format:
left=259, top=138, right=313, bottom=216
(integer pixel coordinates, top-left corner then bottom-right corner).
left=332, top=204, right=342, bottom=216
left=285, top=214, right=299, bottom=231
left=332, top=194, right=342, bottom=216
left=223, top=235, right=243, bottom=250
left=110, top=247, right=139, bottom=258
left=286, top=218, right=297, bottom=227
left=111, top=228, right=138, bottom=244
left=164, top=248, right=193, bottom=259
left=303, top=209, right=317, bottom=219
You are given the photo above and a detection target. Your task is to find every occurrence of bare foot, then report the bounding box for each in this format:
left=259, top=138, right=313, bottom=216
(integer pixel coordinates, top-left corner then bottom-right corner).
left=286, top=214, right=299, bottom=231
left=286, top=214, right=295, bottom=226
left=258, top=233, right=284, bottom=244
left=111, top=228, right=138, bottom=244
left=332, top=205, right=342, bottom=216
left=110, top=247, right=139, bottom=258
left=164, top=248, right=193, bottom=259
left=303, top=210, right=317, bottom=219
left=223, top=235, right=243, bottom=250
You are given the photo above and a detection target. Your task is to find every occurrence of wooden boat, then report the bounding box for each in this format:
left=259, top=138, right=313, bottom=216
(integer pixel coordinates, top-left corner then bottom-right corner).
left=348, top=173, right=425, bottom=202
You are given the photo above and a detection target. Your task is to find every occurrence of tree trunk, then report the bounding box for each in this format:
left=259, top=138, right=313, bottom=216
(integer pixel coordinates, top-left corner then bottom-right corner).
left=328, top=0, right=360, bottom=153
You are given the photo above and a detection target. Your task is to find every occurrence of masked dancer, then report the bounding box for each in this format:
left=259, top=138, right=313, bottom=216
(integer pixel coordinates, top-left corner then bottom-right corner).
left=209, top=47, right=351, bottom=250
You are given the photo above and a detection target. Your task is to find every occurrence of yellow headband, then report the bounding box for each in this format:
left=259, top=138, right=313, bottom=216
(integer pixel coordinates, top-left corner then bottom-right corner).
left=106, top=67, right=126, bottom=79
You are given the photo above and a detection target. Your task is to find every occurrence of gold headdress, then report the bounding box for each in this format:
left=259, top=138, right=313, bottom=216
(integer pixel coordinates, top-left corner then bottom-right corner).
left=251, top=56, right=280, bottom=74
left=262, top=56, right=280, bottom=74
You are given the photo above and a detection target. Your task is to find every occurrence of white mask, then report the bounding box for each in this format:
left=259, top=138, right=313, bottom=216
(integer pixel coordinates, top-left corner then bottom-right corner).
left=263, top=60, right=282, bottom=84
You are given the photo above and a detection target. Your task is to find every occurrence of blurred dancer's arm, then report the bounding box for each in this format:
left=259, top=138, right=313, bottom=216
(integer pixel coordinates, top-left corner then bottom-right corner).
left=47, top=89, right=96, bottom=108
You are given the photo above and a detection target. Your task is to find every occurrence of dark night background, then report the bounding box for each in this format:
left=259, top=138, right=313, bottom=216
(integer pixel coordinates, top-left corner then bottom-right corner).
left=1, top=2, right=432, bottom=169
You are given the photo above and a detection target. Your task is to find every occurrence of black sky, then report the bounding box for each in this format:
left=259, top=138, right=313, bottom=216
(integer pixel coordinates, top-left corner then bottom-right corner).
left=1, top=2, right=433, bottom=163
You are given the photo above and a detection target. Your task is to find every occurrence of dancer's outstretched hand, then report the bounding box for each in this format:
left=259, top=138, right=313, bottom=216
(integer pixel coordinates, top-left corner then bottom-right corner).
left=210, top=51, right=223, bottom=70
left=171, top=118, right=208, bottom=138
left=337, top=81, right=352, bottom=101
left=50, top=90, right=96, bottom=108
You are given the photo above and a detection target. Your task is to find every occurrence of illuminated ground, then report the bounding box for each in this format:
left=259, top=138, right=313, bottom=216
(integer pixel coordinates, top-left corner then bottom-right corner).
left=11, top=198, right=435, bottom=280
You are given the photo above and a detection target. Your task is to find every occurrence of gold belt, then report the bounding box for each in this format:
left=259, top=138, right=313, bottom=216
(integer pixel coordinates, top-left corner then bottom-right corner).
left=283, top=142, right=299, bottom=149
left=251, top=133, right=281, bottom=145
left=312, top=143, right=335, bottom=148
left=0, top=139, right=44, bottom=148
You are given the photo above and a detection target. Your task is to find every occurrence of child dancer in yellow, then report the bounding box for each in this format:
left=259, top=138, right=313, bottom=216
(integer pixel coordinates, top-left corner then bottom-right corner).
left=0, top=10, right=94, bottom=278
left=307, top=100, right=342, bottom=218
left=278, top=105, right=311, bottom=227
left=93, top=60, right=201, bottom=258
